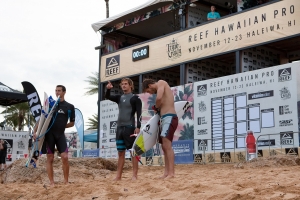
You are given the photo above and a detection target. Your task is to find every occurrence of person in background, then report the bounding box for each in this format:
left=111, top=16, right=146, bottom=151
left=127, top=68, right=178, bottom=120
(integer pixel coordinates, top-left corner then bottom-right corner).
left=207, top=5, right=221, bottom=20
left=0, top=139, right=7, bottom=170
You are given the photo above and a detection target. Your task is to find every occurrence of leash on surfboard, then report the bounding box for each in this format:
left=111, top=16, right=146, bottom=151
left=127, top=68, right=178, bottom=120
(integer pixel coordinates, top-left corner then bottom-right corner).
left=26, top=97, right=60, bottom=168
left=135, top=155, right=143, bottom=165
left=27, top=109, right=59, bottom=167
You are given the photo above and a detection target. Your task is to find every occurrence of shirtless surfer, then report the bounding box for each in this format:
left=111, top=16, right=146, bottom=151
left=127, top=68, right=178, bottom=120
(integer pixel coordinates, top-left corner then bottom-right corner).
left=142, top=79, right=178, bottom=179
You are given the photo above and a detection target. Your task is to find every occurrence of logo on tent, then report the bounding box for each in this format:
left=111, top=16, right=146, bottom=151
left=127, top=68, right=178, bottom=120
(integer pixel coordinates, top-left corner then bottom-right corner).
left=278, top=67, right=291, bottom=82
left=197, top=84, right=207, bottom=96
left=106, top=55, right=120, bottom=77
left=280, top=131, right=294, bottom=145
left=0, top=85, right=12, bottom=92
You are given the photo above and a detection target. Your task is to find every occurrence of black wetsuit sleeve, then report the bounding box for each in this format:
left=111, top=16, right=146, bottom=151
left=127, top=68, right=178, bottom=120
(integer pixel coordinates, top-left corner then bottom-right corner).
left=105, top=89, right=121, bottom=104
left=136, top=96, right=142, bottom=128
left=70, top=104, right=75, bottom=122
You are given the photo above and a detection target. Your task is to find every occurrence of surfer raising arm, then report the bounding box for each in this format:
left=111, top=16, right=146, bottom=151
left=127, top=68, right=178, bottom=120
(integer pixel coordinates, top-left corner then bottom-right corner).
left=105, top=78, right=142, bottom=181
left=142, top=79, right=178, bottom=179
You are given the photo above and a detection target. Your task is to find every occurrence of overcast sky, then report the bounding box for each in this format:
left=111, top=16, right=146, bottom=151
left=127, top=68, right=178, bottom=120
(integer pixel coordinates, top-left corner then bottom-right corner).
left=0, top=0, right=149, bottom=132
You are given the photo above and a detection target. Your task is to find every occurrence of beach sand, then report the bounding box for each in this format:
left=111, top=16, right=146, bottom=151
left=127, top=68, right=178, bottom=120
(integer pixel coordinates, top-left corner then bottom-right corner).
left=1, top=155, right=300, bottom=200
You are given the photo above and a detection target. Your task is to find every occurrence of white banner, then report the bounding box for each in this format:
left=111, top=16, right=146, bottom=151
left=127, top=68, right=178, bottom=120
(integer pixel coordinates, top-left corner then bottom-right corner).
left=194, top=62, right=300, bottom=153
left=99, top=100, right=119, bottom=159
left=0, top=130, right=29, bottom=164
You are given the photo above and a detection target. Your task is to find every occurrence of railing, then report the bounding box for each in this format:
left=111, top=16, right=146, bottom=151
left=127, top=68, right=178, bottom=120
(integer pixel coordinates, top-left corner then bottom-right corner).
left=194, top=135, right=247, bottom=164
left=93, top=131, right=300, bottom=166
left=194, top=132, right=300, bottom=165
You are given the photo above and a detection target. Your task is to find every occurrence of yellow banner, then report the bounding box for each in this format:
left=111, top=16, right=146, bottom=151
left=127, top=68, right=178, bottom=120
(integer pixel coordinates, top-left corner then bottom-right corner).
left=101, top=0, right=300, bottom=82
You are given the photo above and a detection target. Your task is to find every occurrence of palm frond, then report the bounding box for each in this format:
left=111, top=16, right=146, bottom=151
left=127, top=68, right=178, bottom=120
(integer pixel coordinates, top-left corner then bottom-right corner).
left=86, top=114, right=98, bottom=130
left=84, top=72, right=99, bottom=96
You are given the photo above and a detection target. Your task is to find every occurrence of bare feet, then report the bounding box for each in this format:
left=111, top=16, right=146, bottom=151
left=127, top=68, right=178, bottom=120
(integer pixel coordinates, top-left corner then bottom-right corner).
left=131, top=176, right=137, bottom=181
left=49, top=182, right=55, bottom=187
left=113, top=177, right=121, bottom=181
left=164, top=175, right=174, bottom=180
left=157, top=175, right=168, bottom=179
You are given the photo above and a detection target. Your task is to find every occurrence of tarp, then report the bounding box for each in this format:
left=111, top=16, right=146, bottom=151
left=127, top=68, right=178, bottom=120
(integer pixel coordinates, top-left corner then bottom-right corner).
left=0, top=82, right=27, bottom=106
left=82, top=149, right=99, bottom=157
left=84, top=132, right=97, bottom=143
left=91, top=0, right=173, bottom=32
left=173, top=140, right=194, bottom=164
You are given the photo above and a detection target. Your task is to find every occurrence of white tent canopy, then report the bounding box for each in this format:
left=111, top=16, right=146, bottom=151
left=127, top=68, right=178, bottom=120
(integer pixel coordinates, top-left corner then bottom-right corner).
left=91, top=0, right=174, bottom=32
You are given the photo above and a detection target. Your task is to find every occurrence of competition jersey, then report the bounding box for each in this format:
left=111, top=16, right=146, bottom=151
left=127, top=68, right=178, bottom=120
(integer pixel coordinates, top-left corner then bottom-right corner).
left=105, top=89, right=142, bottom=128
left=49, top=100, right=75, bottom=133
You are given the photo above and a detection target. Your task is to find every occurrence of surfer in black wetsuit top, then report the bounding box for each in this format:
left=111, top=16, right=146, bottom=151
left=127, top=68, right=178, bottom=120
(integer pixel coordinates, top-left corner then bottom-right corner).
left=105, top=78, right=142, bottom=181
left=34, top=85, right=75, bottom=186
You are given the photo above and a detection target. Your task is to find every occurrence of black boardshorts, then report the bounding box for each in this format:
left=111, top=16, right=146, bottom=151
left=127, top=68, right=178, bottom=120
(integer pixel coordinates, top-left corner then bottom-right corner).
left=116, top=125, right=136, bottom=152
left=42, top=131, right=68, bottom=154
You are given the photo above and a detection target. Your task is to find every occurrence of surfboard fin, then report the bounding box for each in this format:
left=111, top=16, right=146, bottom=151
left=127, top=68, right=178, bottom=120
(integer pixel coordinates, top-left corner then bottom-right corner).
left=135, top=156, right=143, bottom=165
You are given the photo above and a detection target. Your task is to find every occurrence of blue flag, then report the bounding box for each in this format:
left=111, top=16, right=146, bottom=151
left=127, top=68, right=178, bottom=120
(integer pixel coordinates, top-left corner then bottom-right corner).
left=75, top=108, right=84, bottom=150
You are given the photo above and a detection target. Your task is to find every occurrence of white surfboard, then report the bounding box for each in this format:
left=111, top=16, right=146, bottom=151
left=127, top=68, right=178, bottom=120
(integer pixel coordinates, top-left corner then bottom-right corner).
left=131, top=101, right=193, bottom=157
left=26, top=92, right=49, bottom=167
left=26, top=95, right=59, bottom=167
left=36, top=93, right=50, bottom=151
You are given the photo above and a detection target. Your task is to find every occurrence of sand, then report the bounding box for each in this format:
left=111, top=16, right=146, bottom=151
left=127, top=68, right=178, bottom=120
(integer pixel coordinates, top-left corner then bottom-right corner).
left=1, top=155, right=300, bottom=200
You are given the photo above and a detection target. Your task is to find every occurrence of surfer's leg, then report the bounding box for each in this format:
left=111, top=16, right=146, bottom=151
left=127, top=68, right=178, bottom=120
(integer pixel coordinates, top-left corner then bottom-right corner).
left=45, top=133, right=55, bottom=186
left=123, top=126, right=138, bottom=180
left=131, top=156, right=138, bottom=180
left=160, top=115, right=178, bottom=179
left=46, top=154, right=55, bottom=186
left=60, top=152, right=69, bottom=184
left=159, top=142, right=169, bottom=179
left=56, top=135, right=69, bottom=184
left=162, top=138, right=175, bottom=179
left=114, top=151, right=125, bottom=181
left=114, top=127, right=126, bottom=181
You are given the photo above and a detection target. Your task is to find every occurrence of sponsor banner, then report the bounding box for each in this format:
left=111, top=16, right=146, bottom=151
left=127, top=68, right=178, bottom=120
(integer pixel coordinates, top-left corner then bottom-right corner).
left=99, top=100, right=119, bottom=155
left=82, top=149, right=99, bottom=157
left=100, top=0, right=300, bottom=82
left=194, top=62, right=299, bottom=150
left=21, top=81, right=42, bottom=122
left=280, top=131, right=294, bottom=145
left=173, top=140, right=194, bottom=164
left=257, top=139, right=276, bottom=147
left=74, top=108, right=84, bottom=149
left=0, top=131, right=29, bottom=164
